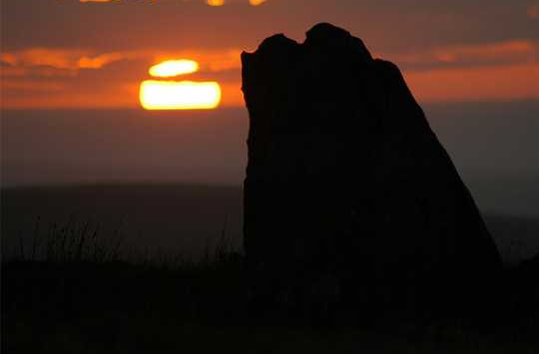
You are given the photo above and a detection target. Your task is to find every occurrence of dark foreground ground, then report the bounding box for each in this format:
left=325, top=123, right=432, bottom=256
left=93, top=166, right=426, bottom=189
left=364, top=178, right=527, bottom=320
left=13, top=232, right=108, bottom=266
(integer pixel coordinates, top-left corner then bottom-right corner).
left=3, top=254, right=539, bottom=354
left=2, top=184, right=539, bottom=353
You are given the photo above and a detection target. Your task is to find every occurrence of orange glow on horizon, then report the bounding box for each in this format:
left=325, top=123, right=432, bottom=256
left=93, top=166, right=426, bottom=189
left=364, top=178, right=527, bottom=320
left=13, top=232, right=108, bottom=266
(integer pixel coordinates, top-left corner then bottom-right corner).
left=139, top=80, right=222, bottom=110
left=149, top=59, right=199, bottom=77
left=206, top=0, right=225, bottom=6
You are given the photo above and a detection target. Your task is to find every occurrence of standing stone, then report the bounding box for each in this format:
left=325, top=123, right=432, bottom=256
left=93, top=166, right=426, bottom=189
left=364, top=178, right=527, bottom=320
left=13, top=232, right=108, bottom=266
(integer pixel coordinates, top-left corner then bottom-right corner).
left=241, top=23, right=502, bottom=314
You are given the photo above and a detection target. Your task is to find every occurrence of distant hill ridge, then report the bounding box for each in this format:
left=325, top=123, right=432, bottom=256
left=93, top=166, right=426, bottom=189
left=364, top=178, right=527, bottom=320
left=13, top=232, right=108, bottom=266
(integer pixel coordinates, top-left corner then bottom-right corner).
left=2, top=184, right=538, bottom=265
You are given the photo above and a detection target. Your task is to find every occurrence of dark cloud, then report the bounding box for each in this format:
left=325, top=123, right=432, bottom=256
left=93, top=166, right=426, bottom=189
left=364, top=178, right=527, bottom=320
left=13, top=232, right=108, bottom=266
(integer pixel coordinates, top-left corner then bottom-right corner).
left=2, top=0, right=538, bottom=53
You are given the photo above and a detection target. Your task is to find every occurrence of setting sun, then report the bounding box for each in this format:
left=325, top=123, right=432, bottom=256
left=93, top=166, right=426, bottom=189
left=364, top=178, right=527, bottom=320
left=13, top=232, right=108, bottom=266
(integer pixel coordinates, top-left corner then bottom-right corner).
left=139, top=80, right=222, bottom=110
left=149, top=59, right=199, bottom=78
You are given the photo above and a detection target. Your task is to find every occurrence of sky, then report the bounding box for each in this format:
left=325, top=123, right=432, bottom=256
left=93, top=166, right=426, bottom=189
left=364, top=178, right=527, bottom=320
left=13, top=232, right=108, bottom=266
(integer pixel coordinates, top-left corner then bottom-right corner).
left=1, top=0, right=539, bottom=108
left=1, top=0, right=539, bottom=218
left=2, top=1, right=539, bottom=265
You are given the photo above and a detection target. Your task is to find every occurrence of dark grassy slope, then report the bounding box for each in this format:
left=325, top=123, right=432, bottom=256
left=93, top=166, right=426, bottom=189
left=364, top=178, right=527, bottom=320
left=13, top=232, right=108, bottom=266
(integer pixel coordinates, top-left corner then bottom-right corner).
left=3, top=253, right=539, bottom=353
left=2, top=184, right=539, bottom=264
left=1, top=184, right=243, bottom=262
left=484, top=214, right=539, bottom=265
left=2, top=184, right=539, bottom=353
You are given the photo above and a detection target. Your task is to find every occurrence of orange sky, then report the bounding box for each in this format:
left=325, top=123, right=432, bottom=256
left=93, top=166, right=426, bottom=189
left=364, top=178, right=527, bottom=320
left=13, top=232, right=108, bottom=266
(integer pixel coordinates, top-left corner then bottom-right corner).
left=1, top=0, right=538, bottom=109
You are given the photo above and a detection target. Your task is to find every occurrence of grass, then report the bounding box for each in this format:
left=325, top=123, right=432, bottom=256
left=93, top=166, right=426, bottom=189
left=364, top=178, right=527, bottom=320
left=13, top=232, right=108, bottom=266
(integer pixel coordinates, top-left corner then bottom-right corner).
left=2, top=219, right=539, bottom=353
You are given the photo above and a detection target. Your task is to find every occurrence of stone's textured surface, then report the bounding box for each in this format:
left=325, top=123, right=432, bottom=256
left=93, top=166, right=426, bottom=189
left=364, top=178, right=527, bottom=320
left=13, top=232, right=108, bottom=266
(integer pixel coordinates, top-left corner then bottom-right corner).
left=241, top=23, right=502, bottom=310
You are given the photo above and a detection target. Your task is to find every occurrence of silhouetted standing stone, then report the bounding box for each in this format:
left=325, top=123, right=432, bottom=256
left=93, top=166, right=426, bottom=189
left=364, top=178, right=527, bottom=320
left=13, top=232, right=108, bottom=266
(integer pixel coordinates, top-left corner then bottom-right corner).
left=241, top=23, right=502, bottom=315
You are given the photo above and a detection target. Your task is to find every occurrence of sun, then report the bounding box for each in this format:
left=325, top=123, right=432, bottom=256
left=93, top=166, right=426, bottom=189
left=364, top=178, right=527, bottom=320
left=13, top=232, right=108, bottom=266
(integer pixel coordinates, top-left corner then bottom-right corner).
left=148, top=60, right=199, bottom=77
left=140, top=59, right=222, bottom=110
left=140, top=80, right=221, bottom=110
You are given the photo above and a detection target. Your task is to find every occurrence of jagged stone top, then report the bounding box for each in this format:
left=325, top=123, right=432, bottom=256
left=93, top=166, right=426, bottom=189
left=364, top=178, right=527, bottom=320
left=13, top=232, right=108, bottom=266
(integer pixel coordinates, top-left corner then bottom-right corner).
left=241, top=22, right=503, bottom=278
left=242, top=22, right=373, bottom=63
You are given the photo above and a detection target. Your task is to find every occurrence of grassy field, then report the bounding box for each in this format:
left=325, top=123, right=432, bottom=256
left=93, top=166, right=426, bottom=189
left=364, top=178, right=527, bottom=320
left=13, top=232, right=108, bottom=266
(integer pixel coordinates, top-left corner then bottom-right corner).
left=3, top=255, right=539, bottom=353
left=1, top=184, right=244, bottom=262
left=2, top=184, right=539, bottom=353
